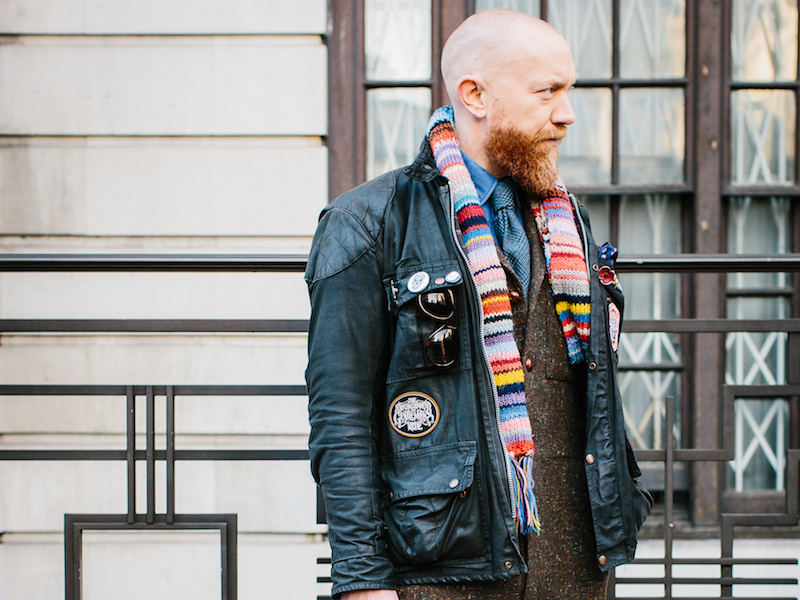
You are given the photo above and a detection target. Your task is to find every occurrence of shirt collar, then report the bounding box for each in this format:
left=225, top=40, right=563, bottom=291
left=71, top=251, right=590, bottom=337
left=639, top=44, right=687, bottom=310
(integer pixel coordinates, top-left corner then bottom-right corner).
left=461, top=152, right=498, bottom=207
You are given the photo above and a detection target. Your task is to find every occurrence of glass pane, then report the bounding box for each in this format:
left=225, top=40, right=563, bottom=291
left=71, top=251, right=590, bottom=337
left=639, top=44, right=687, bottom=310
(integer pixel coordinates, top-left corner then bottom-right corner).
left=366, top=87, right=431, bottom=180
left=547, top=0, right=611, bottom=78
left=616, top=195, right=682, bottom=450
left=619, top=88, right=685, bottom=184
left=580, top=195, right=611, bottom=244
left=474, top=0, right=540, bottom=16
left=726, top=398, right=790, bottom=491
left=727, top=196, right=791, bottom=289
left=620, top=371, right=681, bottom=450
left=620, top=0, right=685, bottom=78
left=617, top=195, right=682, bottom=320
left=365, top=0, right=431, bottom=81
left=730, top=90, right=796, bottom=185
left=731, top=0, right=798, bottom=82
left=559, top=88, right=612, bottom=185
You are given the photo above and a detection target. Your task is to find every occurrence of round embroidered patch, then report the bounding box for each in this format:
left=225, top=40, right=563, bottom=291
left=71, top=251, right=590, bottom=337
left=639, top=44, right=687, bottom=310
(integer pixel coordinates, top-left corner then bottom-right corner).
left=388, top=392, right=440, bottom=438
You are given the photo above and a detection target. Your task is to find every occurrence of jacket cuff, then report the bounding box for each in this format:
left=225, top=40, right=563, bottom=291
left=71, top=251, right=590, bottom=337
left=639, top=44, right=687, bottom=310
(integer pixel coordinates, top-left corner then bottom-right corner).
left=330, top=555, right=397, bottom=598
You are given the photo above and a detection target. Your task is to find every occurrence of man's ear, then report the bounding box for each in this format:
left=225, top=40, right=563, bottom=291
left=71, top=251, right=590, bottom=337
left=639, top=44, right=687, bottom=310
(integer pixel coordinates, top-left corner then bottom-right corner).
left=456, top=76, right=487, bottom=119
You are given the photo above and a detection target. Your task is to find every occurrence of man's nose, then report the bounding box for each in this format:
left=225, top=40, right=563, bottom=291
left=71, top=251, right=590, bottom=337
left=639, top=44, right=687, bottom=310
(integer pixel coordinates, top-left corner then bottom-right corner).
left=553, top=93, right=575, bottom=126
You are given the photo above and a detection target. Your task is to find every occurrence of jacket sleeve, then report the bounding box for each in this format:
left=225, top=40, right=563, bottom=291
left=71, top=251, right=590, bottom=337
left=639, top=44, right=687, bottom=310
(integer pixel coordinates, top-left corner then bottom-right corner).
left=304, top=206, right=396, bottom=596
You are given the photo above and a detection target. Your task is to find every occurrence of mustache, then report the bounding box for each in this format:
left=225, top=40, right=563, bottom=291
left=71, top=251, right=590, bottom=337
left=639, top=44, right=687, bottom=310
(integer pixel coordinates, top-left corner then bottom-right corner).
left=534, top=126, right=568, bottom=143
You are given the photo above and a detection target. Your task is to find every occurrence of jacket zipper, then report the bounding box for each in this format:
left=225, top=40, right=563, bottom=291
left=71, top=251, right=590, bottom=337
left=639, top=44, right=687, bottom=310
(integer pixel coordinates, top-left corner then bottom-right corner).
left=442, top=184, right=518, bottom=524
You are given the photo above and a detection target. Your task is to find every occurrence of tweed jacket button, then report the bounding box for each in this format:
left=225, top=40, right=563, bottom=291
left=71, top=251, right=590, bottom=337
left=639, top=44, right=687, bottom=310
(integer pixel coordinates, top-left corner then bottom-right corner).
left=585, top=454, right=595, bottom=465
left=524, top=357, right=533, bottom=370
left=598, top=555, right=607, bottom=566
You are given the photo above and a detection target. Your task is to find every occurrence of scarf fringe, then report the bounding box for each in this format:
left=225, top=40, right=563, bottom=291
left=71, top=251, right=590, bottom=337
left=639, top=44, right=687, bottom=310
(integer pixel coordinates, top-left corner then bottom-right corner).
left=510, top=452, right=541, bottom=535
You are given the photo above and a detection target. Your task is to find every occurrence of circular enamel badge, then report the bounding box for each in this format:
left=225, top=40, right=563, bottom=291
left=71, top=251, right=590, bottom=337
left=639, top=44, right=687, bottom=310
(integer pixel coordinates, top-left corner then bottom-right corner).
left=444, top=270, right=462, bottom=284
left=407, top=271, right=430, bottom=293
left=389, top=392, right=440, bottom=438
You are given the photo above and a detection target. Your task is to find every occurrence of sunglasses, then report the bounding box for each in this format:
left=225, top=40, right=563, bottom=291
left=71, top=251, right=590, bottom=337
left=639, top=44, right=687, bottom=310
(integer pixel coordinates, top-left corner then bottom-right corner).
left=417, top=289, right=458, bottom=367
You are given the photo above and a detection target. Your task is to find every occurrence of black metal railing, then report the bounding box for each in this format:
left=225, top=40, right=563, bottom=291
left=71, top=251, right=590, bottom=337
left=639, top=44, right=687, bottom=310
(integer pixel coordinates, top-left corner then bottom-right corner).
left=1, top=253, right=798, bottom=599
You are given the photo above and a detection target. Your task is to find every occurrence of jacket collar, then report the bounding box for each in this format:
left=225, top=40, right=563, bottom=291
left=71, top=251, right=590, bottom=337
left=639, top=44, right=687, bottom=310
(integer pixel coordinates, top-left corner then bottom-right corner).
left=403, top=137, right=442, bottom=183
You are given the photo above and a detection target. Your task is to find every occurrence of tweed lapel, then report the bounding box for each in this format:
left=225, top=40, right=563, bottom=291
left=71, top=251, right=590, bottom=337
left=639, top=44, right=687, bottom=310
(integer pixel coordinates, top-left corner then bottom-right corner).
left=522, top=195, right=546, bottom=303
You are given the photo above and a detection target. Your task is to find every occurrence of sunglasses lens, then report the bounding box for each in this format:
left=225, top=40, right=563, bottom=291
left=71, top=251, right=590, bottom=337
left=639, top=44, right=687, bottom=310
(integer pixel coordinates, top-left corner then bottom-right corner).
left=425, top=324, right=457, bottom=367
left=418, top=290, right=455, bottom=320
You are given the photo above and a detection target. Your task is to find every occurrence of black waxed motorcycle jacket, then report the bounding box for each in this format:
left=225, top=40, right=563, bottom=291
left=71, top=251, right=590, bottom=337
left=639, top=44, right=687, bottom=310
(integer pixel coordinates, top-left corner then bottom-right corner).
left=305, top=142, right=653, bottom=598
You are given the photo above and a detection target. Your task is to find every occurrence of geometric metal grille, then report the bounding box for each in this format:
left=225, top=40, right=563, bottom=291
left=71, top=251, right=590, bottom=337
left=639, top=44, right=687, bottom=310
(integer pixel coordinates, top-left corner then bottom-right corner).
left=0, top=382, right=309, bottom=600
left=2, top=253, right=798, bottom=600
left=612, top=389, right=799, bottom=599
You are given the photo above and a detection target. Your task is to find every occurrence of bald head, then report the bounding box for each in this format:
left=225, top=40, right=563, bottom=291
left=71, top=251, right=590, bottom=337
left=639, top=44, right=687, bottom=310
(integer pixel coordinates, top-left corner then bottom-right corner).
left=441, top=10, right=569, bottom=105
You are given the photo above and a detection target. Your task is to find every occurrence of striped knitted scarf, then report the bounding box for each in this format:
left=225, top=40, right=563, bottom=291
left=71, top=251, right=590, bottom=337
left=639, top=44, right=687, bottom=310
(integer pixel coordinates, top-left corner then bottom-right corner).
left=532, top=187, right=591, bottom=364
left=427, top=105, right=540, bottom=535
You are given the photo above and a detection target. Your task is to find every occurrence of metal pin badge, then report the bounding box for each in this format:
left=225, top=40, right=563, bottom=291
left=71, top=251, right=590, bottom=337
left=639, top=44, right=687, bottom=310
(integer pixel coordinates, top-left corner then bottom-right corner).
left=407, top=271, right=430, bottom=293
left=444, top=270, right=462, bottom=284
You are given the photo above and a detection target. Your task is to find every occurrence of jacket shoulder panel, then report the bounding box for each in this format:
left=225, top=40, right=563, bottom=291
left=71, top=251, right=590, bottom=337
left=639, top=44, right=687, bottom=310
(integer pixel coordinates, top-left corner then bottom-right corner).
left=305, top=171, right=398, bottom=284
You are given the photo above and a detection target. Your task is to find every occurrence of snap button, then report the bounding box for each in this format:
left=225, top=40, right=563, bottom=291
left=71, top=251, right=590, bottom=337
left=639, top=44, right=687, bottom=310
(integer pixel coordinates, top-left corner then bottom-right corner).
left=592, top=264, right=599, bottom=272
left=598, top=555, right=607, bottom=566
left=504, top=560, right=513, bottom=569
left=509, top=290, right=522, bottom=303
left=524, top=357, right=533, bottom=371
left=588, top=361, right=597, bottom=371
left=449, top=478, right=459, bottom=488
left=585, top=454, right=595, bottom=465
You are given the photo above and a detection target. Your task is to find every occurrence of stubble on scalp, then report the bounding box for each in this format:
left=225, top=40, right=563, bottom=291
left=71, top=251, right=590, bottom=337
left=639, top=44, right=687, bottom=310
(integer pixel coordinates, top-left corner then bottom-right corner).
left=485, top=124, right=567, bottom=197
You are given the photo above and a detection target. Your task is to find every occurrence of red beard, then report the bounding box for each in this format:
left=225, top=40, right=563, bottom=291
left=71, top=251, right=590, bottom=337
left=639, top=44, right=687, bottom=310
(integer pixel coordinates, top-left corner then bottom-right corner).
left=485, top=123, right=567, bottom=196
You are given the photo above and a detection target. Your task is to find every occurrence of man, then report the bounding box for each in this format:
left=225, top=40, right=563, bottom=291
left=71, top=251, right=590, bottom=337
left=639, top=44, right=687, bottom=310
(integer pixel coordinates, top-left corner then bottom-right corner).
left=305, top=10, right=652, bottom=599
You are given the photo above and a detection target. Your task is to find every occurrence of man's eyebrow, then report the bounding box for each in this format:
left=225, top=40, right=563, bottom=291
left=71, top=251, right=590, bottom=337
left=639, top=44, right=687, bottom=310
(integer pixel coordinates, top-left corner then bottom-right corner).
left=536, top=78, right=573, bottom=90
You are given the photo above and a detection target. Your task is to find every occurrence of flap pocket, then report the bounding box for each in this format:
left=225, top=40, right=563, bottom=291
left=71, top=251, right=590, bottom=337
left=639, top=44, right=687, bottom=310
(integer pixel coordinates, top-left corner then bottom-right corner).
left=382, top=441, right=476, bottom=500
left=382, top=260, right=468, bottom=382
left=380, top=441, right=484, bottom=566
left=388, top=260, right=465, bottom=311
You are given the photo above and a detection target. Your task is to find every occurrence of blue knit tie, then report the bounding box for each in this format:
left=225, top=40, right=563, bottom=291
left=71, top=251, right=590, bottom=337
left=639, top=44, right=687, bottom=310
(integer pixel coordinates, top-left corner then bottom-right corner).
left=491, top=179, right=530, bottom=297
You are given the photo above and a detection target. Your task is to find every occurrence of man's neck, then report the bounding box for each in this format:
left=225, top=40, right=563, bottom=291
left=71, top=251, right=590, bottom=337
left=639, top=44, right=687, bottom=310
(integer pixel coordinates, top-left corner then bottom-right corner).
left=453, top=122, right=505, bottom=179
